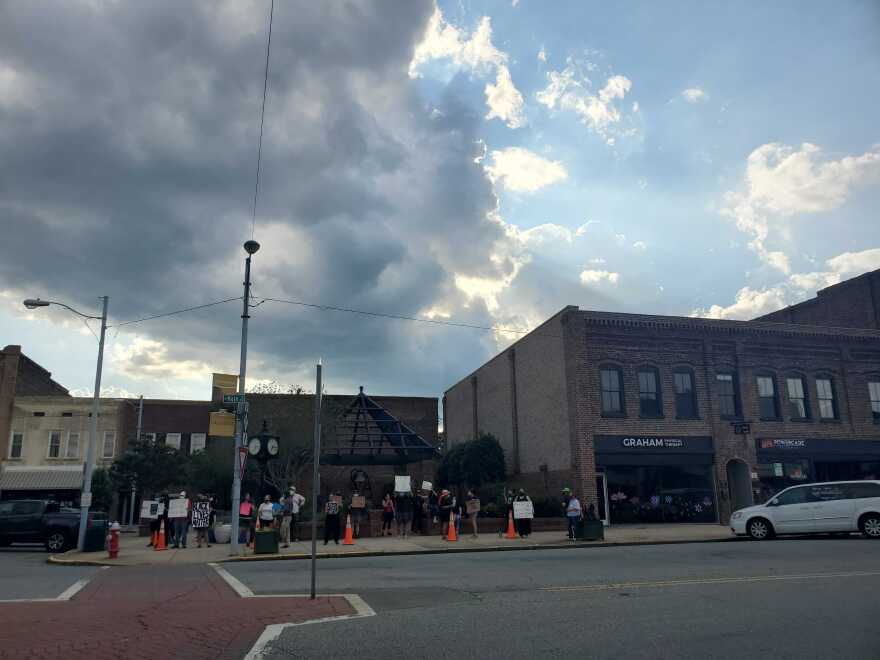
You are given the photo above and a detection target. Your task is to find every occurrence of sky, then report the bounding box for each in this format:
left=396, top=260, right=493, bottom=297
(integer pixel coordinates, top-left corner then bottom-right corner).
left=1, top=0, right=879, bottom=405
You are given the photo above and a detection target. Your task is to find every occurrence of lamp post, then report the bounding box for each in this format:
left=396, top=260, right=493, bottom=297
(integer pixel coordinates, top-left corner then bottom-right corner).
left=23, top=296, right=109, bottom=552
left=230, top=240, right=260, bottom=555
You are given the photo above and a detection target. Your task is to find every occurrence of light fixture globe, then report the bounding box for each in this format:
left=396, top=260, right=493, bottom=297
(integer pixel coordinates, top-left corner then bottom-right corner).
left=243, top=240, right=261, bottom=255
left=23, top=298, right=50, bottom=309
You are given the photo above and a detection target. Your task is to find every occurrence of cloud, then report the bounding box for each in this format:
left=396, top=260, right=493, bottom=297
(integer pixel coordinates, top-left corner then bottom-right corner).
left=721, top=142, right=880, bottom=272
left=537, top=47, right=547, bottom=62
left=536, top=60, right=636, bottom=144
left=632, top=241, right=648, bottom=252
left=692, top=247, right=880, bottom=320
left=111, top=337, right=211, bottom=381
left=580, top=269, right=620, bottom=286
left=410, top=5, right=525, bottom=128
left=485, top=147, right=567, bottom=192
left=682, top=87, right=708, bottom=103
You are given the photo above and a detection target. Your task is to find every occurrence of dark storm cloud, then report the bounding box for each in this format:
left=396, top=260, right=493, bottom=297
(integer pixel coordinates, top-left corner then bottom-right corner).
left=0, top=0, right=512, bottom=395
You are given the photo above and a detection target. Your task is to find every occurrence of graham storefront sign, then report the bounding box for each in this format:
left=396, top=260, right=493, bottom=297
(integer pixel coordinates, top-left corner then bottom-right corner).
left=595, top=436, right=714, bottom=465
left=621, top=437, right=684, bottom=448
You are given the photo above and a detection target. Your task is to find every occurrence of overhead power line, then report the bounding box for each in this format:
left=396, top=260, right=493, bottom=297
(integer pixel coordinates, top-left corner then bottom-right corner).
left=251, top=0, right=274, bottom=240
left=111, top=297, right=243, bottom=328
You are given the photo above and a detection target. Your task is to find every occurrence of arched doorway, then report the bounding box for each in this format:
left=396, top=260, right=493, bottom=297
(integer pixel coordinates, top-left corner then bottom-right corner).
left=726, top=459, right=753, bottom=512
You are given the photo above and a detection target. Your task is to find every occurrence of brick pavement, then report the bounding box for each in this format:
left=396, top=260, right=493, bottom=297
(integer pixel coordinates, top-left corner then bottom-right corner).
left=0, top=564, right=354, bottom=660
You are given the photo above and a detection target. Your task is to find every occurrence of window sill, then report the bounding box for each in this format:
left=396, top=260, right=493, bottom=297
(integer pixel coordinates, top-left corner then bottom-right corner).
left=5, top=457, right=23, bottom=461
left=675, top=416, right=701, bottom=421
left=789, top=417, right=812, bottom=423
left=638, top=415, right=665, bottom=420
left=720, top=415, right=743, bottom=422
left=759, top=417, right=781, bottom=422
left=819, top=418, right=841, bottom=424
left=600, top=412, right=626, bottom=419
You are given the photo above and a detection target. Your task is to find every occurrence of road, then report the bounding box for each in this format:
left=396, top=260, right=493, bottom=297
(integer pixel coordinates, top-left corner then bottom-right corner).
left=0, top=546, right=100, bottom=601
left=223, top=537, right=880, bottom=660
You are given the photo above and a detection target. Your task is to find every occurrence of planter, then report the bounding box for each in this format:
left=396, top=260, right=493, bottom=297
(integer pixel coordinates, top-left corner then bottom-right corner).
left=214, top=524, right=232, bottom=544
left=254, top=529, right=279, bottom=554
left=577, top=520, right=604, bottom=541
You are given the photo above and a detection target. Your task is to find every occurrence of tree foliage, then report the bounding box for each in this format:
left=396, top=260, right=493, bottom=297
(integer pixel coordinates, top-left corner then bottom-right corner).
left=109, top=439, right=188, bottom=497
left=437, top=433, right=505, bottom=488
left=247, top=381, right=307, bottom=394
left=90, top=468, right=114, bottom=512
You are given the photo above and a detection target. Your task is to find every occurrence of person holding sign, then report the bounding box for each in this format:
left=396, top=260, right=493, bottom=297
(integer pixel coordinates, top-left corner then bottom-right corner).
left=395, top=489, right=414, bottom=538
left=192, top=495, right=212, bottom=548
left=514, top=489, right=533, bottom=538
left=381, top=493, right=396, bottom=536
left=438, top=490, right=453, bottom=538
left=170, top=492, right=191, bottom=549
left=349, top=491, right=366, bottom=539
left=466, top=490, right=480, bottom=538
left=324, top=492, right=341, bottom=545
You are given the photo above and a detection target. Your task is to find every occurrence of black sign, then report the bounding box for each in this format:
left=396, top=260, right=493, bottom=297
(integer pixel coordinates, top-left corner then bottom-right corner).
left=595, top=436, right=713, bottom=453
left=756, top=438, right=880, bottom=457
left=732, top=422, right=751, bottom=435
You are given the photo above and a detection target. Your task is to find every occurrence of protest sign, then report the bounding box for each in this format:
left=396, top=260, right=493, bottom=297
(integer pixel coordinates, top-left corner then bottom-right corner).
left=351, top=495, right=366, bottom=509
left=466, top=499, right=481, bottom=514
left=331, top=494, right=343, bottom=505
left=191, top=501, right=211, bottom=528
left=421, top=481, right=432, bottom=491
left=168, top=498, right=188, bottom=519
left=140, top=500, right=158, bottom=519
left=513, top=501, right=534, bottom=519
left=395, top=475, right=411, bottom=493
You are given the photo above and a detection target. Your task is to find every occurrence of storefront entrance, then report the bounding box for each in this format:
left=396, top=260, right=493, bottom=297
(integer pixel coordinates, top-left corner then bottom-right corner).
left=595, top=436, right=717, bottom=525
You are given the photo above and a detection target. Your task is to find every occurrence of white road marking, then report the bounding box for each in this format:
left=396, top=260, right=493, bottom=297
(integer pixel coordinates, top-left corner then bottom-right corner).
left=208, top=563, right=377, bottom=659
left=541, top=570, right=880, bottom=592
left=0, top=565, right=109, bottom=603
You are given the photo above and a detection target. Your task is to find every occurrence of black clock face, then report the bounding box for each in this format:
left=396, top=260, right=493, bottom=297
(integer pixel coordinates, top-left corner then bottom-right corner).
left=248, top=437, right=261, bottom=455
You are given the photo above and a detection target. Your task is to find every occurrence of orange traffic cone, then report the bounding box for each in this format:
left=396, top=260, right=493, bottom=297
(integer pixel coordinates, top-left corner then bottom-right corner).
left=446, top=511, right=458, bottom=542
left=343, top=514, right=354, bottom=545
left=155, top=520, right=167, bottom=551
left=505, top=511, right=517, bottom=539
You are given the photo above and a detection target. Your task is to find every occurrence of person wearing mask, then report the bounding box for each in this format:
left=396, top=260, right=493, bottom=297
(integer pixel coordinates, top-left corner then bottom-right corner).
left=258, top=495, right=276, bottom=530
left=207, top=496, right=217, bottom=545
left=566, top=492, right=582, bottom=540
left=514, top=488, right=532, bottom=538
left=349, top=490, right=366, bottom=539
left=278, top=496, right=291, bottom=548
left=412, top=490, right=426, bottom=535
left=466, top=490, right=480, bottom=538
left=193, top=494, right=211, bottom=548
left=288, top=487, right=306, bottom=542
left=499, top=489, right=515, bottom=537
left=381, top=493, right=396, bottom=536
left=239, top=493, right=255, bottom=546
left=158, top=492, right=172, bottom=547
left=324, top=492, right=341, bottom=545
left=395, top=490, right=414, bottom=539
left=438, top=489, right=453, bottom=538
left=171, top=491, right=191, bottom=549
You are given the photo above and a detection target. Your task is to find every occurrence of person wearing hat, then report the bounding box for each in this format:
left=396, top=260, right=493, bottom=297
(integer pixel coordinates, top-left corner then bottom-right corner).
left=438, top=489, right=453, bottom=538
left=565, top=492, right=582, bottom=540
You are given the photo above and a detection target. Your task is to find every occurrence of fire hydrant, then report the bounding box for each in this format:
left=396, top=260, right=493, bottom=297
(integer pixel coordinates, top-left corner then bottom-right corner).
left=108, top=522, right=121, bottom=559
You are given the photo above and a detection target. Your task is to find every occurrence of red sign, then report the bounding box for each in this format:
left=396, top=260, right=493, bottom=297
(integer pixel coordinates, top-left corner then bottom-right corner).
left=238, top=446, right=248, bottom=480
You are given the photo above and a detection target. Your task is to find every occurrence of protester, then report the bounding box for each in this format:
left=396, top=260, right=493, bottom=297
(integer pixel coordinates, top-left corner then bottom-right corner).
left=170, top=491, right=191, bottom=549
left=207, top=496, right=217, bottom=545
left=381, top=493, right=396, bottom=536
left=350, top=490, right=366, bottom=538
left=288, top=487, right=306, bottom=542
left=499, top=489, right=515, bottom=537
left=147, top=498, right=161, bottom=547
left=438, top=489, right=453, bottom=537
left=278, top=496, right=291, bottom=547
left=466, top=490, right=479, bottom=538
left=193, top=494, right=211, bottom=548
left=158, top=492, right=171, bottom=546
left=514, top=488, right=532, bottom=538
left=429, top=489, right=440, bottom=523
left=258, top=495, right=276, bottom=530
left=239, top=493, right=255, bottom=545
left=324, top=492, right=341, bottom=545
left=395, top=490, right=414, bottom=538
left=412, top=490, right=427, bottom=535
left=566, top=492, right=582, bottom=540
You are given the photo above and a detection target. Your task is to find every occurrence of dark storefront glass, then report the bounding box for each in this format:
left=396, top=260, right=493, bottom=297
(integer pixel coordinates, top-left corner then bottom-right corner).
left=756, top=459, right=810, bottom=501
left=606, top=465, right=716, bottom=524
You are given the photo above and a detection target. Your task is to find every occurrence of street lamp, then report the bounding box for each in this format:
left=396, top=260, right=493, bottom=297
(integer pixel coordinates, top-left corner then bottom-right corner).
left=23, top=296, right=109, bottom=552
left=230, top=240, right=259, bottom=555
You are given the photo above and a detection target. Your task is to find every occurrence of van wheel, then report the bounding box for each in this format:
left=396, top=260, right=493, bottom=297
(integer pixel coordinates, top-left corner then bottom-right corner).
left=860, top=514, right=880, bottom=539
left=45, top=531, right=71, bottom=553
left=747, top=518, right=774, bottom=540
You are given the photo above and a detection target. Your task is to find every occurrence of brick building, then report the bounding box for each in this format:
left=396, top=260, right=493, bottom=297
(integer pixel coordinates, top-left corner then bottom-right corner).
left=444, top=285, right=880, bottom=526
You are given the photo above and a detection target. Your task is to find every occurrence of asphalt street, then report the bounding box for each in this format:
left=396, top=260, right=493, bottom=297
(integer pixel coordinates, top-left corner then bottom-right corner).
left=0, top=547, right=100, bottom=601
left=225, top=537, right=880, bottom=660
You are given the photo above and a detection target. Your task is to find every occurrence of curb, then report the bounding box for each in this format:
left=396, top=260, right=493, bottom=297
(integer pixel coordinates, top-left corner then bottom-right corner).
left=48, top=535, right=740, bottom=567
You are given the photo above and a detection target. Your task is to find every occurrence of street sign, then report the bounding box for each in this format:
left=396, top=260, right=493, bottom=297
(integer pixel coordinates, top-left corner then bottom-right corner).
left=223, top=394, right=246, bottom=404
left=238, top=446, right=248, bottom=480
left=79, top=492, right=92, bottom=507
left=732, top=422, right=751, bottom=435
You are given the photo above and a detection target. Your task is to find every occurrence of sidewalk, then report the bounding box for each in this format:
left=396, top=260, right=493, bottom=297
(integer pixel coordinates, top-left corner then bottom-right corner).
left=49, top=523, right=736, bottom=566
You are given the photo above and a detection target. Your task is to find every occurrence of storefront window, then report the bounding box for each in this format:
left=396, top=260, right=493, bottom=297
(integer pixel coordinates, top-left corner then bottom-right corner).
left=605, top=465, right=715, bottom=524
left=756, top=459, right=811, bottom=500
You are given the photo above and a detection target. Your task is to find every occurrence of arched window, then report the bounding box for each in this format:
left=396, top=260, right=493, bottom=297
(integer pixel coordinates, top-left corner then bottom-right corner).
left=785, top=374, right=810, bottom=420
left=756, top=371, right=780, bottom=420
left=599, top=365, right=625, bottom=417
left=815, top=374, right=839, bottom=420
left=637, top=366, right=663, bottom=418
left=673, top=367, right=698, bottom=419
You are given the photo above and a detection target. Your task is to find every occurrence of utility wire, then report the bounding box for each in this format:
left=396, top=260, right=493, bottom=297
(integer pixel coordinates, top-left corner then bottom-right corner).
left=251, top=0, right=274, bottom=240
left=111, top=297, right=243, bottom=328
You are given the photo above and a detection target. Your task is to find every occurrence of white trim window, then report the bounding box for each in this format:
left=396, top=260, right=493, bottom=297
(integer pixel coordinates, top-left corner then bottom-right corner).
left=190, top=433, right=206, bottom=454
left=65, top=432, right=80, bottom=459
left=48, top=430, right=62, bottom=459
left=9, top=431, right=23, bottom=459
left=102, top=431, right=116, bottom=459
left=142, top=432, right=157, bottom=443
left=165, top=433, right=182, bottom=451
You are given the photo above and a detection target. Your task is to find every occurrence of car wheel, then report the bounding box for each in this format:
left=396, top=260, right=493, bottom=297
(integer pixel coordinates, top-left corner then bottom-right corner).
left=45, top=531, right=70, bottom=553
left=860, top=514, right=880, bottom=539
left=747, top=518, right=773, bottom=540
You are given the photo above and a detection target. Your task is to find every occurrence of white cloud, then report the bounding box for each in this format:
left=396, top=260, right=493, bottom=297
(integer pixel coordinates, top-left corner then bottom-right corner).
left=682, top=87, right=708, bottom=103
left=580, top=269, right=620, bottom=285
left=721, top=142, right=880, bottom=272
left=536, top=61, right=635, bottom=143
left=692, top=247, right=880, bottom=320
left=537, top=47, right=547, bottom=62
left=111, top=336, right=212, bottom=381
left=410, top=6, right=525, bottom=128
left=485, top=147, right=567, bottom=192
left=588, top=257, right=606, bottom=264
left=614, top=233, right=627, bottom=246
left=632, top=241, right=648, bottom=251
left=575, top=220, right=597, bottom=237
left=519, top=223, right=574, bottom=245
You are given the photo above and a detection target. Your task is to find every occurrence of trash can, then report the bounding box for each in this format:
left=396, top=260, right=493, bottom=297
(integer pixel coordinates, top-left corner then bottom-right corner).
left=254, top=529, right=279, bottom=554
left=576, top=519, right=604, bottom=541
left=83, top=517, right=108, bottom=552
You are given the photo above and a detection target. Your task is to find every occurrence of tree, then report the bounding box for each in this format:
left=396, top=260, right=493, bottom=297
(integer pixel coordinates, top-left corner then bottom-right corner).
left=90, top=468, right=114, bottom=512
left=109, top=439, right=188, bottom=498
left=436, top=442, right=466, bottom=488
left=437, top=434, right=505, bottom=488
left=263, top=443, right=312, bottom=496
left=186, top=444, right=234, bottom=507
left=247, top=381, right=307, bottom=395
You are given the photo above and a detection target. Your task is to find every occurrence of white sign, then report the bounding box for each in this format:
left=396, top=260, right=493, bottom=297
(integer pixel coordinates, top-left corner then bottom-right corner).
left=140, top=500, right=158, bottom=519
left=168, top=498, right=188, bottom=518
left=421, top=481, right=433, bottom=491
left=79, top=493, right=92, bottom=507
left=395, top=475, right=411, bottom=493
left=513, top=501, right=534, bottom=520
left=191, top=501, right=211, bottom=528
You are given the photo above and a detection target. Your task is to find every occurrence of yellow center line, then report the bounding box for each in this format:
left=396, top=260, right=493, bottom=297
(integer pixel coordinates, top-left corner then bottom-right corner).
left=541, top=570, right=880, bottom=592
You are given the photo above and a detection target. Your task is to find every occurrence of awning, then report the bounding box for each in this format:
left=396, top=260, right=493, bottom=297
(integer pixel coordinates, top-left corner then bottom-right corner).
left=0, top=466, right=83, bottom=491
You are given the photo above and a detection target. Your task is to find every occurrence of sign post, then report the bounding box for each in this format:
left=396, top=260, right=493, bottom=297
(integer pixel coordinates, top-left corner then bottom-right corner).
left=309, top=362, right=322, bottom=600
left=238, top=446, right=248, bottom=481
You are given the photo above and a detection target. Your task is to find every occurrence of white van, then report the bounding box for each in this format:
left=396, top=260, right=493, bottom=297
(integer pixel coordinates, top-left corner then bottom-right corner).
left=730, top=480, right=880, bottom=540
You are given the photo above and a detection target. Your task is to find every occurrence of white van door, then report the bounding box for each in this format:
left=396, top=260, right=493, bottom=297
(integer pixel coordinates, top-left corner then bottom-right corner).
left=809, top=483, right=855, bottom=532
left=768, top=485, right=814, bottom=533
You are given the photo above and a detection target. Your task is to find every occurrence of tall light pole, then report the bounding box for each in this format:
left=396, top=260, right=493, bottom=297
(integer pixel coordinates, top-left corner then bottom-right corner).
left=230, top=239, right=260, bottom=555
left=24, top=296, right=109, bottom=552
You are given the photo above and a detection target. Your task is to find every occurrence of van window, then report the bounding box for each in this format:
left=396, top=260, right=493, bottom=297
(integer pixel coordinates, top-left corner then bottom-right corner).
left=848, top=482, right=880, bottom=499
left=808, top=484, right=847, bottom=502
left=12, top=501, right=41, bottom=515
left=774, top=487, right=809, bottom=505
left=0, top=502, right=14, bottom=515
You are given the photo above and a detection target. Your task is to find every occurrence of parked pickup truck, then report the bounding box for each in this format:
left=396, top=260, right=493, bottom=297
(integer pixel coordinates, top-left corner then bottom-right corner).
left=0, top=500, right=94, bottom=552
